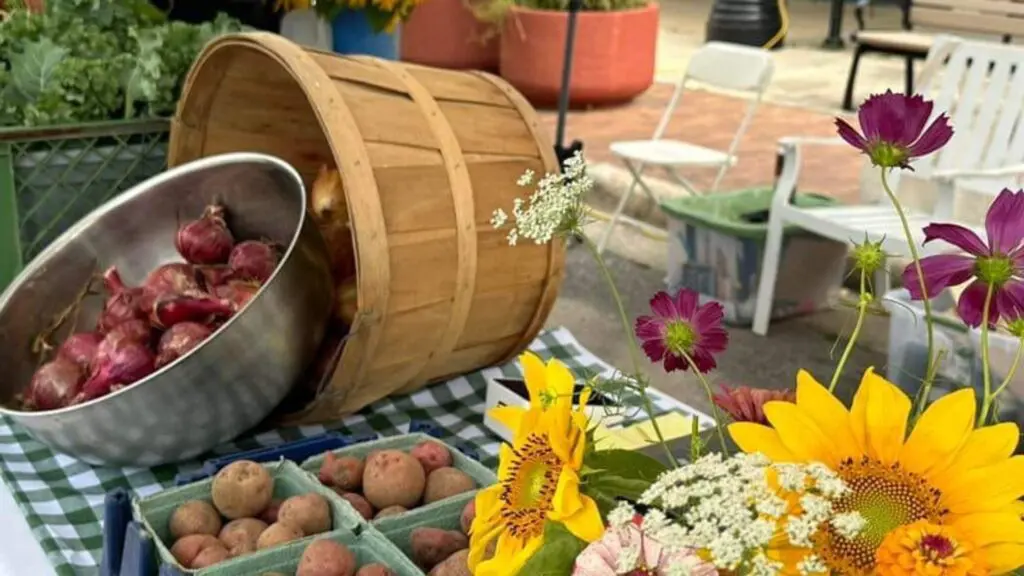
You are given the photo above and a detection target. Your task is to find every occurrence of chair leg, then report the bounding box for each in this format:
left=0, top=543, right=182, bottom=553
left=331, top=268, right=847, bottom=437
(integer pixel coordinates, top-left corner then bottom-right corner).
left=905, top=57, right=915, bottom=95
left=843, top=45, right=867, bottom=112
left=596, top=169, right=641, bottom=255
left=752, top=212, right=786, bottom=336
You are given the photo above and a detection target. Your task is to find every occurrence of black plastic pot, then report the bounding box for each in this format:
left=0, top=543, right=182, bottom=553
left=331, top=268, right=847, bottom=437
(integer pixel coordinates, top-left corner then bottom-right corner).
left=705, top=0, right=785, bottom=49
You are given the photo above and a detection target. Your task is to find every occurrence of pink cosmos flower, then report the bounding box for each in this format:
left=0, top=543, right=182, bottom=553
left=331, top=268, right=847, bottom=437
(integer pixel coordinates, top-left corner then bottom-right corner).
left=572, top=520, right=716, bottom=576
left=712, top=384, right=795, bottom=425
left=634, top=289, right=728, bottom=374
left=903, top=188, right=1024, bottom=327
left=835, top=90, right=953, bottom=169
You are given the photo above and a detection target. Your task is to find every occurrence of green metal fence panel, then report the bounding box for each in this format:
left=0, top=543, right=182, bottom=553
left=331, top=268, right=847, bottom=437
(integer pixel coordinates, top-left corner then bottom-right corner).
left=0, top=119, right=170, bottom=291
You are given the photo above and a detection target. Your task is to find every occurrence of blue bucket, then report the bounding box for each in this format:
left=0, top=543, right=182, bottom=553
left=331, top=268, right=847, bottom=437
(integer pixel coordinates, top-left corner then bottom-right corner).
left=331, top=9, right=400, bottom=59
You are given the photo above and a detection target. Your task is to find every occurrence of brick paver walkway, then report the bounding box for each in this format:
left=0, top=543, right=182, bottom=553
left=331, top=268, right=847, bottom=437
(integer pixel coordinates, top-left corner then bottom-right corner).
left=539, top=84, right=863, bottom=204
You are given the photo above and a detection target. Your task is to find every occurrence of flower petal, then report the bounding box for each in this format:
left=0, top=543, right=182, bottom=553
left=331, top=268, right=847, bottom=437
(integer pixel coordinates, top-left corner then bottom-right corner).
left=851, top=368, right=911, bottom=464
left=675, top=289, right=699, bottom=319
left=941, top=456, right=1024, bottom=514
left=521, top=352, right=548, bottom=406
left=951, top=512, right=1024, bottom=547
left=634, top=316, right=665, bottom=342
left=985, top=188, right=1024, bottom=254
left=551, top=468, right=605, bottom=543
left=641, top=339, right=667, bottom=363
left=902, top=254, right=975, bottom=300
left=957, top=280, right=991, bottom=328
left=477, top=532, right=542, bottom=576
left=489, top=406, right=526, bottom=437
left=794, top=370, right=860, bottom=460
left=545, top=357, right=577, bottom=409
left=922, top=222, right=989, bottom=255
left=728, top=422, right=797, bottom=461
left=763, top=401, right=836, bottom=465
left=908, top=114, right=954, bottom=158
left=927, top=422, right=1020, bottom=486
left=649, top=291, right=678, bottom=319
left=982, top=543, right=1024, bottom=575
left=835, top=118, right=868, bottom=151
left=899, top=388, right=975, bottom=476
left=902, top=94, right=934, bottom=142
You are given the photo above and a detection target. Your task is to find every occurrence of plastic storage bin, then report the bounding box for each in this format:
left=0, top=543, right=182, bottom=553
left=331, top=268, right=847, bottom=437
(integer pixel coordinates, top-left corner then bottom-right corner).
left=661, top=188, right=847, bottom=325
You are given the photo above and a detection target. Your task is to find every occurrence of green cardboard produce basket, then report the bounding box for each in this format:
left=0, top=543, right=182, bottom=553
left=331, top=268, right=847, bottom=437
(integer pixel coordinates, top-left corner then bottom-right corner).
left=374, top=495, right=468, bottom=560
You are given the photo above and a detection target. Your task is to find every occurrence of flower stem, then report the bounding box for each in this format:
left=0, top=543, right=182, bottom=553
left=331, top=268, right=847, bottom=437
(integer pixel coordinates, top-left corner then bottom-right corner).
left=679, top=349, right=731, bottom=457
left=829, top=269, right=869, bottom=393
left=990, top=339, right=1024, bottom=402
left=880, top=169, right=937, bottom=416
left=581, top=234, right=678, bottom=467
left=977, top=284, right=996, bottom=426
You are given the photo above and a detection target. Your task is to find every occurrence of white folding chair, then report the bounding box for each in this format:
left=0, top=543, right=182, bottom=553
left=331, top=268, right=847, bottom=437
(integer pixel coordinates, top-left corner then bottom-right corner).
left=596, top=42, right=775, bottom=254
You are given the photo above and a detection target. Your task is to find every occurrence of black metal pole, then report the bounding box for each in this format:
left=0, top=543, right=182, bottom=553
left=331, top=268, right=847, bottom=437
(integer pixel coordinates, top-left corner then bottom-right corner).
left=823, top=0, right=846, bottom=49
left=554, top=0, right=585, bottom=170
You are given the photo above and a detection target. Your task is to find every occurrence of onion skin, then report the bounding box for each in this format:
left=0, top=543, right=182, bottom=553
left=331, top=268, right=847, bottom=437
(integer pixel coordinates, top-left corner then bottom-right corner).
left=228, top=241, right=278, bottom=284
left=310, top=166, right=355, bottom=282
left=57, top=332, right=103, bottom=370
left=176, top=204, right=235, bottom=265
left=76, top=340, right=155, bottom=403
left=155, top=322, right=212, bottom=368
left=197, top=265, right=234, bottom=290
left=143, top=263, right=203, bottom=297
left=27, top=359, right=83, bottom=410
left=151, top=295, right=234, bottom=329
left=97, top=319, right=152, bottom=356
left=214, top=280, right=260, bottom=312
left=97, top=289, right=147, bottom=333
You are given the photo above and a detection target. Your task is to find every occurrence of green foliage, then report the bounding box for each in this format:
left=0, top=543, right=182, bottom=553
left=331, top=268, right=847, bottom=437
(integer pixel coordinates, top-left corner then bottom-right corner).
left=581, top=448, right=666, bottom=516
left=0, top=0, right=244, bottom=127
left=517, top=521, right=587, bottom=576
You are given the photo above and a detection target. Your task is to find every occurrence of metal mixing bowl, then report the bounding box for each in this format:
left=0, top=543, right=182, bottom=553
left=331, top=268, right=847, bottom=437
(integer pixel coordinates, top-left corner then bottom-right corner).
left=0, top=153, right=333, bottom=466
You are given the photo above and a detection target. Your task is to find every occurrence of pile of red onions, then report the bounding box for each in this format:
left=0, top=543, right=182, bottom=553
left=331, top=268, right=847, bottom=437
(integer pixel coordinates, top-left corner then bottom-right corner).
left=23, top=204, right=279, bottom=411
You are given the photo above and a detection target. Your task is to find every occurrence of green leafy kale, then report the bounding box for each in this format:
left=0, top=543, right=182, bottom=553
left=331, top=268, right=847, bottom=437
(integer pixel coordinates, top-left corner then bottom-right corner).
left=0, top=1, right=244, bottom=127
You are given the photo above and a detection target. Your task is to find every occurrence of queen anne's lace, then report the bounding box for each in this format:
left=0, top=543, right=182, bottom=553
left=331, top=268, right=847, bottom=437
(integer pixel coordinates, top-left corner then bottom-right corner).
left=491, top=152, right=591, bottom=246
left=610, top=453, right=864, bottom=575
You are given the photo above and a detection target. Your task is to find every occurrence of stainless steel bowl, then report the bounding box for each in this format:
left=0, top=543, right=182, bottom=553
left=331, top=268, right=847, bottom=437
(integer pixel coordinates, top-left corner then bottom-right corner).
left=0, top=153, right=333, bottom=466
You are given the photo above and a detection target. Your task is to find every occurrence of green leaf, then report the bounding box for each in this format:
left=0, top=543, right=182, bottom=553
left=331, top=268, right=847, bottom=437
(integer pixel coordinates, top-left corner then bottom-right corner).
left=6, top=38, right=68, bottom=104
left=583, top=448, right=669, bottom=483
left=585, top=474, right=652, bottom=502
left=121, top=26, right=165, bottom=118
left=364, top=6, right=397, bottom=34
left=517, top=521, right=587, bottom=576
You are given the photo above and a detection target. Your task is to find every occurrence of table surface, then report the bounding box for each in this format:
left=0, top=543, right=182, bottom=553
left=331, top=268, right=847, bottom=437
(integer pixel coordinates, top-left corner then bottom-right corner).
left=0, top=327, right=706, bottom=575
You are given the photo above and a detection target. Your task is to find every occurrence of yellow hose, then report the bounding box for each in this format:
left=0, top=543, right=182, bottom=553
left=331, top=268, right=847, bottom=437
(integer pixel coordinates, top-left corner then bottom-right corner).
left=587, top=0, right=790, bottom=243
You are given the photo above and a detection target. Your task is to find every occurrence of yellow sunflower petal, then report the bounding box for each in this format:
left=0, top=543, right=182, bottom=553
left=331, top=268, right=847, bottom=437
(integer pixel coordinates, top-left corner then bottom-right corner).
left=728, top=422, right=797, bottom=461
left=550, top=467, right=604, bottom=543
left=951, top=512, right=1024, bottom=547
left=577, top=387, right=592, bottom=413
left=488, top=406, right=526, bottom=437
left=762, top=401, right=834, bottom=464
left=545, top=358, right=576, bottom=408
left=980, top=542, right=1024, bottom=575
left=476, top=533, right=543, bottom=576
left=569, top=412, right=588, bottom=469
left=859, top=368, right=911, bottom=464
left=899, top=388, right=975, bottom=477
left=546, top=408, right=573, bottom=465
left=468, top=521, right=503, bottom=570
left=473, top=484, right=503, bottom=526
left=795, top=369, right=860, bottom=459
left=497, top=443, right=516, bottom=480
left=848, top=371, right=871, bottom=459
left=928, top=423, right=1020, bottom=487
left=520, top=352, right=547, bottom=407
left=942, top=456, right=1024, bottom=515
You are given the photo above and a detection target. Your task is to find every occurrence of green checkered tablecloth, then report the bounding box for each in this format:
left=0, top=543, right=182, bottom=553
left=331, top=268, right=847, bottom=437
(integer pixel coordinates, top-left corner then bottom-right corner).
left=0, top=327, right=700, bottom=575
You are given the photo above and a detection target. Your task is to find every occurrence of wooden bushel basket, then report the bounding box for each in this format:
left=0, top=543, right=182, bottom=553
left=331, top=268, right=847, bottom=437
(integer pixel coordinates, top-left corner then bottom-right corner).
left=168, top=32, right=564, bottom=423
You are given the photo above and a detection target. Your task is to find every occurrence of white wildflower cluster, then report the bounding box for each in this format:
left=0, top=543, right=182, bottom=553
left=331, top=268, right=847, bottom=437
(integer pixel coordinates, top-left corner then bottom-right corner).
left=610, top=453, right=864, bottom=575
left=490, top=151, right=592, bottom=246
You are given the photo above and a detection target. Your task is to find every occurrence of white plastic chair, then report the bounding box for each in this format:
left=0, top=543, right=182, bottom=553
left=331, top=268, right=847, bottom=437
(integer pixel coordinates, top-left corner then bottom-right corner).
left=596, top=42, right=775, bottom=254
left=752, top=36, right=1024, bottom=336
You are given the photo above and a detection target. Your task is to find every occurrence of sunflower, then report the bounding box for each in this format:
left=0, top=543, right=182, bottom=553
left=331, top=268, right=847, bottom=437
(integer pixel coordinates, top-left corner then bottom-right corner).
left=470, top=393, right=604, bottom=576
left=729, top=368, right=1024, bottom=574
left=489, top=351, right=577, bottom=435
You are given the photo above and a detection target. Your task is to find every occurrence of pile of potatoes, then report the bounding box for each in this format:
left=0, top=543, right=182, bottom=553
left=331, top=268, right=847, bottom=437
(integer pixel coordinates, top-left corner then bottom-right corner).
left=167, top=461, right=334, bottom=569
left=405, top=498, right=476, bottom=576
left=317, top=440, right=477, bottom=521
left=259, top=539, right=396, bottom=576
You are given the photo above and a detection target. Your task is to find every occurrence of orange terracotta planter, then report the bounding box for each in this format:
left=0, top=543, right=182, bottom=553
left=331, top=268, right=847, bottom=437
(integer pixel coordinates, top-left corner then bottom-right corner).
left=500, top=3, right=659, bottom=107
left=400, top=0, right=500, bottom=71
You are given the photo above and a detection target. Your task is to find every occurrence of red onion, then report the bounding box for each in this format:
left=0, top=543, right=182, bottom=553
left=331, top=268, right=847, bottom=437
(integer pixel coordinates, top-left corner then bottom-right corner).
left=228, top=241, right=278, bottom=283
left=76, top=340, right=155, bottom=403
left=155, top=322, right=212, bottom=368
left=102, top=265, right=128, bottom=294
left=57, top=332, right=103, bottom=370
left=143, top=263, right=203, bottom=297
left=176, top=204, right=235, bottom=265
left=27, top=359, right=83, bottom=410
left=97, top=319, right=152, bottom=355
left=197, top=265, right=234, bottom=290
left=97, top=266, right=147, bottom=333
left=151, top=295, right=234, bottom=329
left=214, top=280, right=260, bottom=312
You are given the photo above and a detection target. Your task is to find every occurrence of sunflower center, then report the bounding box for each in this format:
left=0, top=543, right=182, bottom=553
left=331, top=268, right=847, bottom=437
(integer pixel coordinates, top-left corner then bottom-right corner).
left=498, top=433, right=562, bottom=540
left=538, top=388, right=558, bottom=409
left=664, top=320, right=696, bottom=356
left=975, top=255, right=1014, bottom=286
left=866, top=142, right=909, bottom=168
left=813, top=457, right=946, bottom=575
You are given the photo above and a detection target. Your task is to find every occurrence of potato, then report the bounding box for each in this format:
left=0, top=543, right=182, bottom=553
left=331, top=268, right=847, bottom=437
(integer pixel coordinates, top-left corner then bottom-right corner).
left=429, top=549, right=471, bottom=576
left=338, top=491, right=373, bottom=520
left=374, top=505, right=407, bottom=520
left=219, top=517, right=268, bottom=557
left=211, top=460, right=274, bottom=520
left=410, top=528, right=469, bottom=570
left=410, top=441, right=453, bottom=476
left=278, top=493, right=332, bottom=535
left=170, top=534, right=222, bottom=567
left=356, top=564, right=396, bottom=576
left=362, top=450, right=426, bottom=509
left=256, top=521, right=304, bottom=550
left=297, top=539, right=357, bottom=576
left=169, top=500, right=222, bottom=540
left=460, top=499, right=475, bottom=535
left=191, top=543, right=231, bottom=568
left=260, top=498, right=283, bottom=524
left=319, top=453, right=365, bottom=492
left=424, top=468, right=475, bottom=504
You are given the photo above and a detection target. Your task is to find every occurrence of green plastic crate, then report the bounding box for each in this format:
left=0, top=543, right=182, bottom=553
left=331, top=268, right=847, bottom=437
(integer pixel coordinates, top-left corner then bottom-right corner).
left=375, top=495, right=468, bottom=561
left=133, top=460, right=365, bottom=574
left=0, top=119, right=169, bottom=291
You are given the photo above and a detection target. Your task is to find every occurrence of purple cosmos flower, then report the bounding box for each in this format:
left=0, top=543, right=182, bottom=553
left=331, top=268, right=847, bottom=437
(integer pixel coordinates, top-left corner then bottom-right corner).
left=903, top=188, right=1024, bottom=327
left=634, top=289, right=728, bottom=373
left=835, top=90, right=954, bottom=169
